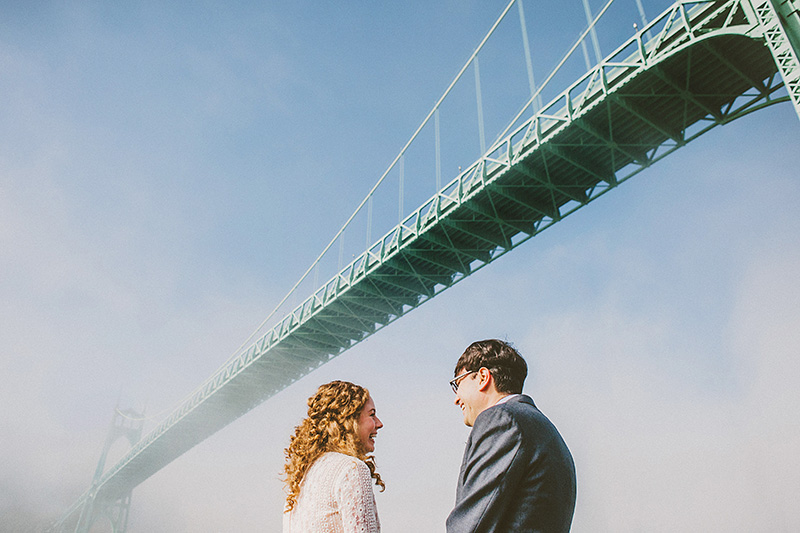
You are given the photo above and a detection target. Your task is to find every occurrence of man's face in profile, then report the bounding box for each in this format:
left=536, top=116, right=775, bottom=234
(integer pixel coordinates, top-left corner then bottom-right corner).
left=453, top=369, right=482, bottom=427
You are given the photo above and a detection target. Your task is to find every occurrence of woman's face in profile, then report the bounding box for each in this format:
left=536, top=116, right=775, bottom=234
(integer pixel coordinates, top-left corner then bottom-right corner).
left=356, top=396, right=383, bottom=452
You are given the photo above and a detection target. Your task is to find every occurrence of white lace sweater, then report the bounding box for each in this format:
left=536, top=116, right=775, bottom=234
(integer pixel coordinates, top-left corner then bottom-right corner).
left=283, top=452, right=381, bottom=533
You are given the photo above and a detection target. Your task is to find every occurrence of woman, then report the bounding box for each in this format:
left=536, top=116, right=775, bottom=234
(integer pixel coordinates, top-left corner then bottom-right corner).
left=283, top=380, right=385, bottom=532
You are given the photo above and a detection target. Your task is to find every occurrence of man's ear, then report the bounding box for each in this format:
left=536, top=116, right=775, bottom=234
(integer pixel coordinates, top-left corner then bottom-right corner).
left=476, top=367, right=493, bottom=392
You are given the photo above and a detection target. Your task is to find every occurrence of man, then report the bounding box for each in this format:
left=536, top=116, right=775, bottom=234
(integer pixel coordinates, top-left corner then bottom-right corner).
left=446, top=339, right=576, bottom=533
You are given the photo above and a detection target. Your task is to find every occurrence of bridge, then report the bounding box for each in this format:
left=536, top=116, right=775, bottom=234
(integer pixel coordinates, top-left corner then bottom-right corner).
left=50, top=0, right=800, bottom=530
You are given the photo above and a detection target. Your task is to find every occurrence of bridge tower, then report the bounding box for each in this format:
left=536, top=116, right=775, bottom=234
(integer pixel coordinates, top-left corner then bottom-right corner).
left=756, top=0, right=800, bottom=116
left=72, top=407, right=144, bottom=533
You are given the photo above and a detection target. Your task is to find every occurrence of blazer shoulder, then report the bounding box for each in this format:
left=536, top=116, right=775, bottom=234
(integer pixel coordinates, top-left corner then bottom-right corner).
left=492, top=396, right=565, bottom=438
left=470, top=397, right=527, bottom=436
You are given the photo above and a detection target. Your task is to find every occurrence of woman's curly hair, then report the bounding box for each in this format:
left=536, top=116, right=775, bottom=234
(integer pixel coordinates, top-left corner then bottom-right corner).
left=283, top=380, right=385, bottom=511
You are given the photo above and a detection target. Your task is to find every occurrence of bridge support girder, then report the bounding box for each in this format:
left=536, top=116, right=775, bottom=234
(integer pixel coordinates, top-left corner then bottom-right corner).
left=753, top=0, right=800, bottom=117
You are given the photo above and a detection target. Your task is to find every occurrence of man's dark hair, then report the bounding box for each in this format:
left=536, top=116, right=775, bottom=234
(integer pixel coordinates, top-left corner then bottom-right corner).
left=455, top=339, right=528, bottom=394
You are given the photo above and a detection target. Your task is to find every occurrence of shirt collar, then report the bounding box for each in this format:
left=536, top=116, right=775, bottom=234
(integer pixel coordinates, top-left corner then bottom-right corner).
left=493, top=393, right=520, bottom=406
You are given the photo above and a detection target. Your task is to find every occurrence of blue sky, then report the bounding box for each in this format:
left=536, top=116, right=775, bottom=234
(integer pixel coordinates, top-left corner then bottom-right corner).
left=2, top=1, right=799, bottom=531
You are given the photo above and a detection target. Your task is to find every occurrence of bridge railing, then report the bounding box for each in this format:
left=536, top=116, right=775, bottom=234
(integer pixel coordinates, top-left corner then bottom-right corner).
left=255, top=0, right=766, bottom=345
left=224, top=0, right=648, bottom=360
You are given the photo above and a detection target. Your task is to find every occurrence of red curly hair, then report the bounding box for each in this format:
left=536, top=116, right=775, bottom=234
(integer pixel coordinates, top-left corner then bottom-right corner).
left=283, top=380, right=385, bottom=511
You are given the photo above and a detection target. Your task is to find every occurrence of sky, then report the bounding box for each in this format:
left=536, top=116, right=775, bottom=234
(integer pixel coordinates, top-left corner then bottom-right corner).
left=1, top=1, right=799, bottom=532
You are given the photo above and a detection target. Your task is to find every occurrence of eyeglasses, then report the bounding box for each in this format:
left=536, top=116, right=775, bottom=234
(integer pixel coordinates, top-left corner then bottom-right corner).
left=450, top=370, right=477, bottom=394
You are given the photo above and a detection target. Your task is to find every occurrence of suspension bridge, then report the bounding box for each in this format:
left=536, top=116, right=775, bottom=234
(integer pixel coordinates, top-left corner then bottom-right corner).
left=50, top=0, right=800, bottom=530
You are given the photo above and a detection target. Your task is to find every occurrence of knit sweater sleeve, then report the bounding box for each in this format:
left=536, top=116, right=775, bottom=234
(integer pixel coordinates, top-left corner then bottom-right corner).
left=335, top=456, right=381, bottom=533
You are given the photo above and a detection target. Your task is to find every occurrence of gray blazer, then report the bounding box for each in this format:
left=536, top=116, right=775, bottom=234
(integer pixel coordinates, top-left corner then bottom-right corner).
left=446, top=395, right=576, bottom=533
